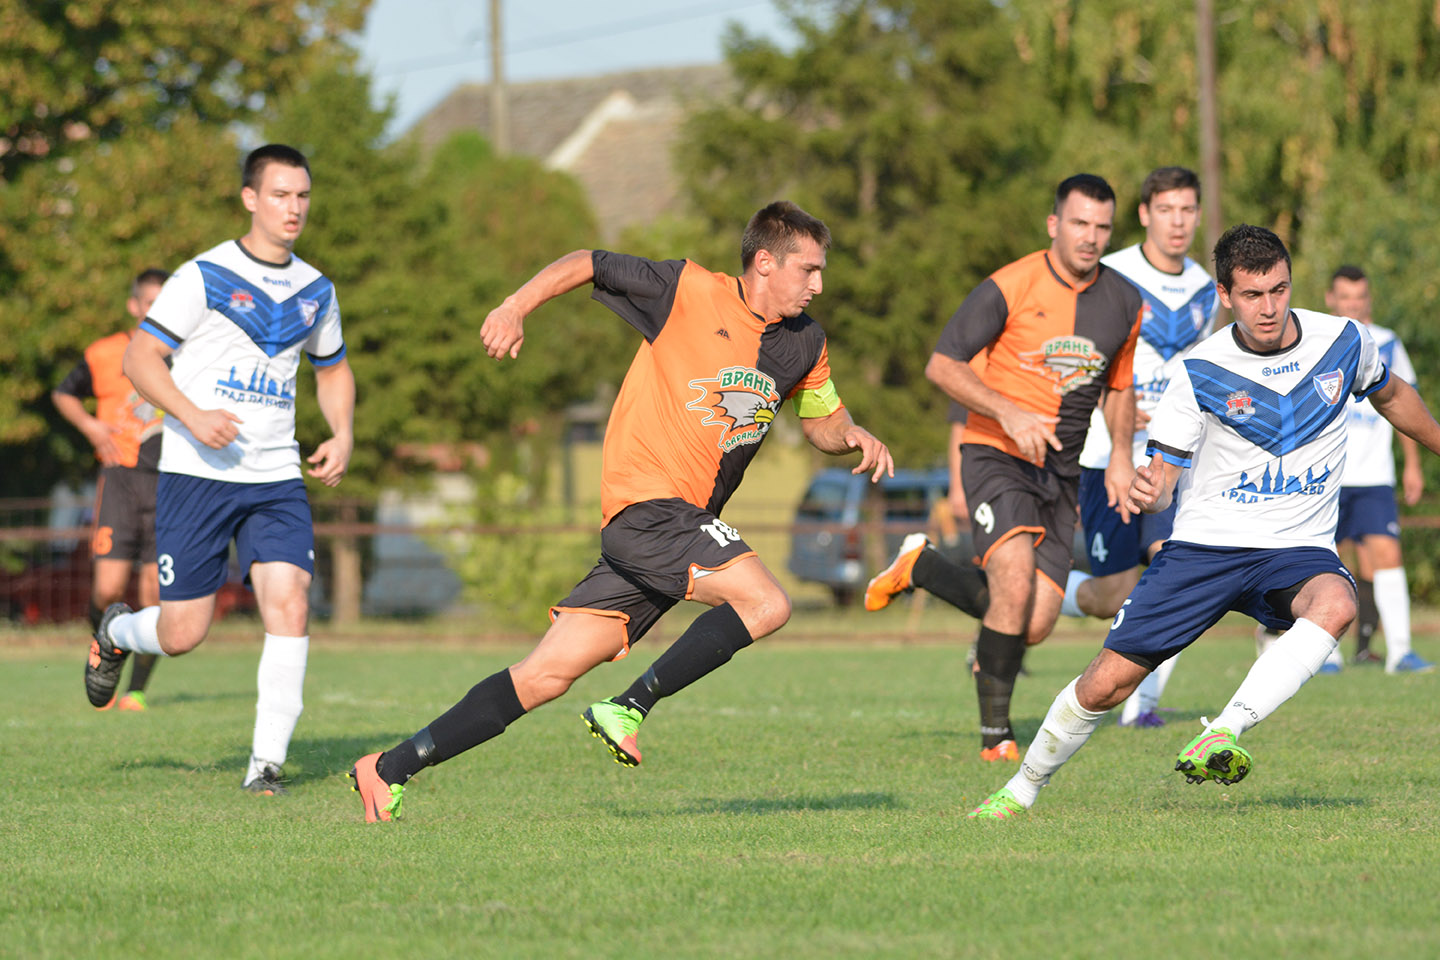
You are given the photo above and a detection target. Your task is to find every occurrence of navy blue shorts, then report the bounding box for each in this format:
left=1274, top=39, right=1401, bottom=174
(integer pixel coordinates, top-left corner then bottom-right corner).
left=553, top=498, right=756, bottom=658
left=1336, top=486, right=1400, bottom=542
left=1104, top=541, right=1355, bottom=670
left=1078, top=467, right=1175, bottom=575
left=155, top=474, right=315, bottom=601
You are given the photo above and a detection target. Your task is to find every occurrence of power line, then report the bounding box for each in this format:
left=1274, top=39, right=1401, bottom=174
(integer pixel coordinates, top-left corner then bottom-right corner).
left=371, top=0, right=774, bottom=78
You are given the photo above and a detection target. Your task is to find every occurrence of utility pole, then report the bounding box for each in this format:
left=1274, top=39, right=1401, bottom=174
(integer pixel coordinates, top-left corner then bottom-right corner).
left=1196, top=0, right=1222, bottom=265
left=490, top=0, right=509, bottom=154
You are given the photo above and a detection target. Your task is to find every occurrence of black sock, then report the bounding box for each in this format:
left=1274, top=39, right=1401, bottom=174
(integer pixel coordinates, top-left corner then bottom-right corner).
left=973, top=624, right=1026, bottom=747
left=616, top=603, right=752, bottom=715
left=127, top=654, right=158, bottom=693
left=911, top=548, right=990, bottom=620
left=88, top=601, right=105, bottom=633
left=377, top=669, right=526, bottom=785
left=1355, top=579, right=1377, bottom=654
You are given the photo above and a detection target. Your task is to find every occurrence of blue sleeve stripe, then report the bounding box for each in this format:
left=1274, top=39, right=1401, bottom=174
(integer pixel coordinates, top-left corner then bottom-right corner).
left=307, top=343, right=347, bottom=368
left=139, top=319, right=181, bottom=349
left=1145, top=440, right=1193, bottom=468
left=1354, top=364, right=1389, bottom=400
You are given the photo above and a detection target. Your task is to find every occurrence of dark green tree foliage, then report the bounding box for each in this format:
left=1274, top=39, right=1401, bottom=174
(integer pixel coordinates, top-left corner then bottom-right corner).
left=0, top=0, right=366, bottom=494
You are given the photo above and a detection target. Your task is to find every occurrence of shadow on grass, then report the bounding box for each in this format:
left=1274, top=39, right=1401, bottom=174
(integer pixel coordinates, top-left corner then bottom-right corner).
left=1247, top=795, right=1370, bottom=810
left=120, top=734, right=415, bottom=780
left=674, top=792, right=902, bottom=816
left=152, top=690, right=252, bottom=706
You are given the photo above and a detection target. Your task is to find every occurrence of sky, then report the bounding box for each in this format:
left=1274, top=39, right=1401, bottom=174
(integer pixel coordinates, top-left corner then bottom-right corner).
left=355, top=0, right=799, bottom=136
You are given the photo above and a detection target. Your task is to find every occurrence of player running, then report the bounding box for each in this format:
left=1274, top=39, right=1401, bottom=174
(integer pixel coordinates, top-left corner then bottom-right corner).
left=348, top=201, right=893, bottom=822
left=970, top=225, right=1440, bottom=819
left=84, top=144, right=355, bottom=795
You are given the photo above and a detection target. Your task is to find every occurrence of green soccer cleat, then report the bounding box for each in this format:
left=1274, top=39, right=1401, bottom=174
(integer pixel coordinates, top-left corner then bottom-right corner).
left=582, top=698, right=644, bottom=767
left=967, top=788, right=1026, bottom=819
left=1175, top=726, right=1253, bottom=785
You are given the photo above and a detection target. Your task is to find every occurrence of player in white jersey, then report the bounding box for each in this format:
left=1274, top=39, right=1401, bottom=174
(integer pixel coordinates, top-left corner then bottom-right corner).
left=84, top=144, right=356, bottom=796
left=970, top=225, right=1440, bottom=818
left=1068, top=168, right=1218, bottom=728
left=1327, top=266, right=1432, bottom=673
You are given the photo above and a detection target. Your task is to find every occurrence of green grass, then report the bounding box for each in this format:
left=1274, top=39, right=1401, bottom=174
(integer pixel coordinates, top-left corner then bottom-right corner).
left=4, top=612, right=1439, bottom=959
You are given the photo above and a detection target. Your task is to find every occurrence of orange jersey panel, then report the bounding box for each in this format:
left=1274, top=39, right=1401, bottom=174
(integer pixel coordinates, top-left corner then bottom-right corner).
left=79, top=331, right=164, bottom=469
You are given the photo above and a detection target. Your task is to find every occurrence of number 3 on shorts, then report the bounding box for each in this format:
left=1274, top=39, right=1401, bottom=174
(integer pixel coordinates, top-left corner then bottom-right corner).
left=157, top=553, right=175, bottom=586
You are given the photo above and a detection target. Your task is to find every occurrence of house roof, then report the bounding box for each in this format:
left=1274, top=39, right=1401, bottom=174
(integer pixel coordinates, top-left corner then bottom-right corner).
left=409, top=65, right=733, bottom=239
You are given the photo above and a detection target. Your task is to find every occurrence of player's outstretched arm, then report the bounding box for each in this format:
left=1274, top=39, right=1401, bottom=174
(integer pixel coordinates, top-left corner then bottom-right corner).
left=925, top=352, right=1060, bottom=465
left=1370, top=377, right=1440, bottom=459
left=801, top=408, right=894, bottom=483
left=481, top=250, right=595, bottom=360
left=123, top=331, right=241, bottom=449
left=308, top=356, right=355, bottom=487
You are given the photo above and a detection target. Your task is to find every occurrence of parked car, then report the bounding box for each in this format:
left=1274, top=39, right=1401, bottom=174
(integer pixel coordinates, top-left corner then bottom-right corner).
left=788, top=466, right=1090, bottom=605
left=788, top=467, right=950, bottom=605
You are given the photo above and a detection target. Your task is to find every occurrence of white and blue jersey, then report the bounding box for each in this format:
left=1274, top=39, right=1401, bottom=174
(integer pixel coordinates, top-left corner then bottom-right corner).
left=142, top=240, right=346, bottom=483
left=1341, top=323, right=1415, bottom=489
left=1079, top=244, right=1218, bottom=469
left=1146, top=309, right=1387, bottom=550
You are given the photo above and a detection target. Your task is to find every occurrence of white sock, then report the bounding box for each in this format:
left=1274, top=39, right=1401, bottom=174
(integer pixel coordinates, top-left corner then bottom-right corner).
left=1004, top=677, right=1107, bottom=807
left=1061, top=570, right=1092, bottom=618
left=249, top=634, right=308, bottom=778
left=1323, top=645, right=1344, bottom=669
left=1373, top=567, right=1412, bottom=665
left=1118, top=652, right=1180, bottom=723
left=1209, top=618, right=1336, bottom=736
left=108, top=606, right=166, bottom=656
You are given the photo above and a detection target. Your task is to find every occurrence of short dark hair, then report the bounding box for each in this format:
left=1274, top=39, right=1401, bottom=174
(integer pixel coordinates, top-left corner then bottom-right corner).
left=1213, top=224, right=1291, bottom=290
left=1053, top=173, right=1116, bottom=214
left=1330, top=264, right=1367, bottom=286
left=1140, top=166, right=1201, bottom=206
left=242, top=144, right=310, bottom=191
left=132, top=268, right=169, bottom=292
left=741, top=201, right=831, bottom=270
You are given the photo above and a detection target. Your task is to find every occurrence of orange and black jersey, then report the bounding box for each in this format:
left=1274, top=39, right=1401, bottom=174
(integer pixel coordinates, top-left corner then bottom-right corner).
left=56, top=330, right=164, bottom=471
left=591, top=251, right=841, bottom=525
left=935, top=250, right=1142, bottom=477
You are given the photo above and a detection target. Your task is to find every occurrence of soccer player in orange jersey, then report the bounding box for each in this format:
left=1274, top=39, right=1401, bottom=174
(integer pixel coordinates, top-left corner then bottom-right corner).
left=922, top=174, right=1143, bottom=763
left=53, top=269, right=169, bottom=710
left=349, top=202, right=894, bottom=822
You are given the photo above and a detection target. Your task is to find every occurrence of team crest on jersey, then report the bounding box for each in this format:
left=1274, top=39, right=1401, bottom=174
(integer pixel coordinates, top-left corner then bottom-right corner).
left=1018, top=336, right=1108, bottom=395
left=1225, top=390, right=1255, bottom=423
left=229, top=290, right=256, bottom=312
left=299, top=298, right=319, bottom=328
left=1312, top=370, right=1344, bottom=405
left=686, top=365, right=782, bottom=453
left=1190, top=302, right=1208, bottom=331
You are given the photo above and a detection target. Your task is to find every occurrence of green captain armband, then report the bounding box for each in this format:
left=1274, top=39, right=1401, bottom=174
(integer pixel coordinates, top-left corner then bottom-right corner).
left=791, top=378, right=843, bottom=418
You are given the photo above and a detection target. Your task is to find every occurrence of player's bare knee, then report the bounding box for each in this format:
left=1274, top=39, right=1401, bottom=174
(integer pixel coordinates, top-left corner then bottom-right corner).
left=738, top=585, right=790, bottom=638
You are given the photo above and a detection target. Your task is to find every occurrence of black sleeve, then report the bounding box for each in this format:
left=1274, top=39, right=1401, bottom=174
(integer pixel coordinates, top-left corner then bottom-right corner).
left=590, top=250, right=687, bottom=343
left=56, top=358, right=94, bottom=398
left=934, top=278, right=1010, bottom=362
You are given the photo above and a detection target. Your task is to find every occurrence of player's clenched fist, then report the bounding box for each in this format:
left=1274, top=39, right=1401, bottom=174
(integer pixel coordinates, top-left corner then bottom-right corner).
left=187, top=408, right=242, bottom=449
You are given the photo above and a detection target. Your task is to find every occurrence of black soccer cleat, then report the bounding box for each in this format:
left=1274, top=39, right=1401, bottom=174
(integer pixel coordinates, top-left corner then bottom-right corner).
left=243, top=763, right=289, bottom=796
left=85, top=602, right=133, bottom=709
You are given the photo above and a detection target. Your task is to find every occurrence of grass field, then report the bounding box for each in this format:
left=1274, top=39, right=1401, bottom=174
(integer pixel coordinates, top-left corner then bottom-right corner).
left=4, top=608, right=1439, bottom=959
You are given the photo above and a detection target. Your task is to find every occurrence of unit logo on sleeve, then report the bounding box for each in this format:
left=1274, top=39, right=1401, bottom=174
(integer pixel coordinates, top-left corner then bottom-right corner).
left=1312, top=370, right=1344, bottom=406
left=686, top=366, right=782, bottom=452
left=1018, top=335, right=1108, bottom=395
left=1225, top=390, right=1255, bottom=424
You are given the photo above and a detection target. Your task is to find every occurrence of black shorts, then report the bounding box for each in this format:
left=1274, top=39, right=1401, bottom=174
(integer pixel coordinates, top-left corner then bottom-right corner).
left=552, top=498, right=757, bottom=657
left=960, top=444, right=1079, bottom=593
left=92, top=466, right=158, bottom=564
